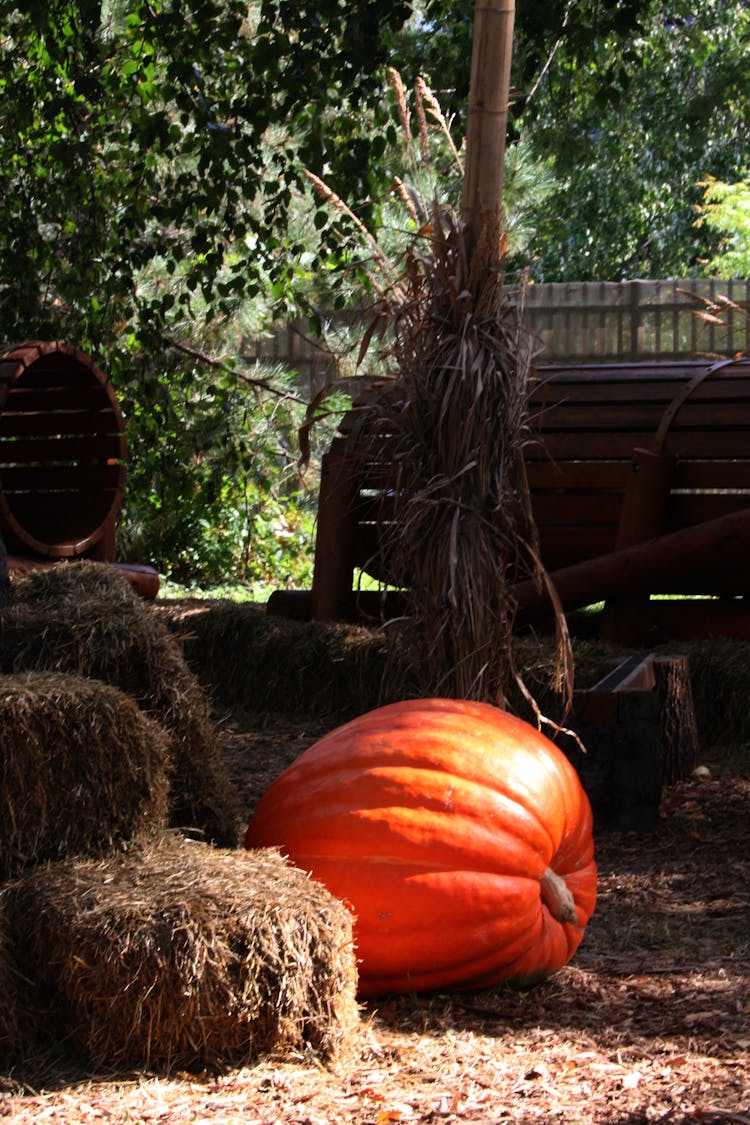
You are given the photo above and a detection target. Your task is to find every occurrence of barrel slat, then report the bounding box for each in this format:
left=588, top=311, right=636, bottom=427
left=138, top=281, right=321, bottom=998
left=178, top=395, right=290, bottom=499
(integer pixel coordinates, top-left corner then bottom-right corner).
left=0, top=410, right=123, bottom=438
left=0, top=434, right=126, bottom=461
left=5, top=385, right=118, bottom=411
left=0, top=341, right=126, bottom=560
left=0, top=464, right=125, bottom=491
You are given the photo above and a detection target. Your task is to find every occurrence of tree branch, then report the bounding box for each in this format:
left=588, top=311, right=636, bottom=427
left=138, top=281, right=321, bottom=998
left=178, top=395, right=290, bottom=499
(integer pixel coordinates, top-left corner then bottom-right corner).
left=163, top=337, right=307, bottom=404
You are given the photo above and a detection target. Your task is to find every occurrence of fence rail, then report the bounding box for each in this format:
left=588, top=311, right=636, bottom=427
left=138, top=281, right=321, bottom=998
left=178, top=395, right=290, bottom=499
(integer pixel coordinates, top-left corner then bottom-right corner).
left=522, top=278, right=750, bottom=363
left=245, top=279, right=750, bottom=395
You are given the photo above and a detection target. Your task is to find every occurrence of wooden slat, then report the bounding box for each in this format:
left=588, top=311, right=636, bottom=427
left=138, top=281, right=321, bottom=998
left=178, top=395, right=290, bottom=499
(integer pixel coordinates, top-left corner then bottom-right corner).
left=0, top=410, right=123, bottom=438
left=0, top=464, right=125, bottom=491
left=532, top=400, right=750, bottom=432
left=667, top=492, right=750, bottom=529
left=7, top=494, right=117, bottom=541
left=673, top=461, right=750, bottom=489
left=535, top=527, right=617, bottom=569
left=526, top=456, right=750, bottom=491
left=533, top=360, right=742, bottom=383
left=5, top=385, right=119, bottom=412
left=5, top=357, right=98, bottom=388
left=524, top=460, right=632, bottom=488
left=530, top=492, right=623, bottom=528
left=537, top=430, right=750, bottom=459
left=530, top=376, right=750, bottom=407
left=0, top=434, right=126, bottom=461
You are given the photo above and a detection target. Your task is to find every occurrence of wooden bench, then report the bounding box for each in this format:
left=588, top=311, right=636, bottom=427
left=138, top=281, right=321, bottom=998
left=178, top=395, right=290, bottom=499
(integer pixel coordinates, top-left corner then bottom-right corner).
left=268, top=358, right=750, bottom=641
left=0, top=340, right=159, bottom=598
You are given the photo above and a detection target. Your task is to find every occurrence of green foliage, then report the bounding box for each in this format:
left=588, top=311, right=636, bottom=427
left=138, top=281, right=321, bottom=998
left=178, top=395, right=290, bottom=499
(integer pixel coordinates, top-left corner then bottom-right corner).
left=0, top=0, right=415, bottom=346
left=379, top=0, right=750, bottom=282
left=385, top=0, right=654, bottom=137
left=116, top=349, right=349, bottom=587
left=697, top=176, right=750, bottom=278
left=518, top=0, right=750, bottom=280
left=0, top=0, right=400, bottom=584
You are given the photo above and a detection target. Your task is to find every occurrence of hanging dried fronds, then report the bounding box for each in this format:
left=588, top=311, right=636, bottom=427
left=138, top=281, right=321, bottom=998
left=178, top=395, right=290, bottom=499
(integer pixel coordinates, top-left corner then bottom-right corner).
left=303, top=67, right=572, bottom=710
left=677, top=286, right=750, bottom=360
left=370, top=208, right=539, bottom=705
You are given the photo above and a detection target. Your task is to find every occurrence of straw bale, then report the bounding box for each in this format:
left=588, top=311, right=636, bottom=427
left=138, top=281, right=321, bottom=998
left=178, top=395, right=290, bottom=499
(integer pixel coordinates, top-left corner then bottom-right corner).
left=163, top=600, right=390, bottom=716
left=0, top=672, right=169, bottom=880
left=1, top=562, right=239, bottom=846
left=0, top=536, right=10, bottom=609
left=662, top=638, right=750, bottom=744
left=0, top=891, right=20, bottom=1061
left=4, top=837, right=360, bottom=1072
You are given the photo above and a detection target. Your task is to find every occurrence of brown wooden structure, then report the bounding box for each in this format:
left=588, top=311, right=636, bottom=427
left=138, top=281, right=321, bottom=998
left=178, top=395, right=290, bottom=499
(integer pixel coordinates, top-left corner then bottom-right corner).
left=268, top=358, right=750, bottom=642
left=0, top=340, right=158, bottom=598
left=563, top=652, right=698, bottom=829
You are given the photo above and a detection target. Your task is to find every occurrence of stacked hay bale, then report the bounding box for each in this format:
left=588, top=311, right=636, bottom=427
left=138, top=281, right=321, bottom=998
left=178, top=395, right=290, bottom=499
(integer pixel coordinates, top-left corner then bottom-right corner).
left=0, top=562, right=360, bottom=1071
left=3, top=838, right=359, bottom=1070
left=0, top=673, right=169, bottom=880
left=1, top=561, right=239, bottom=846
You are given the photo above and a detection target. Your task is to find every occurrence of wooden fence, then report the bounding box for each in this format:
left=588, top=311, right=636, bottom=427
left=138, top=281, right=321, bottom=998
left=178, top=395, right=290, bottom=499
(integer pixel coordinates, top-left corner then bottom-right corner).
left=244, top=278, right=750, bottom=395
left=522, top=278, right=750, bottom=363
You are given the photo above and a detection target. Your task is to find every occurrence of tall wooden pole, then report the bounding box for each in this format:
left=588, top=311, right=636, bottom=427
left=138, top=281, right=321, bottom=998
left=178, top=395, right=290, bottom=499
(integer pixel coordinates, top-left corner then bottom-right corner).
left=461, top=0, right=516, bottom=266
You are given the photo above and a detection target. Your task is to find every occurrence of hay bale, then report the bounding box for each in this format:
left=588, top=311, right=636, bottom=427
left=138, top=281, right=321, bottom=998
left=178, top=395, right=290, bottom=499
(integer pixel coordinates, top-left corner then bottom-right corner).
left=661, top=638, right=750, bottom=744
left=0, top=535, right=10, bottom=609
left=162, top=600, right=391, bottom=716
left=0, top=891, right=21, bottom=1061
left=4, top=837, right=360, bottom=1071
left=162, top=603, right=632, bottom=721
left=1, top=562, right=239, bottom=846
left=0, top=672, right=169, bottom=880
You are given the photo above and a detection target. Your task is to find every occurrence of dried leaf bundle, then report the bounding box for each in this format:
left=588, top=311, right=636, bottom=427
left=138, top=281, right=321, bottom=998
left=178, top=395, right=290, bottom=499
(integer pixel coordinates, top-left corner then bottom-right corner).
left=375, top=211, right=538, bottom=704
left=304, top=74, right=564, bottom=707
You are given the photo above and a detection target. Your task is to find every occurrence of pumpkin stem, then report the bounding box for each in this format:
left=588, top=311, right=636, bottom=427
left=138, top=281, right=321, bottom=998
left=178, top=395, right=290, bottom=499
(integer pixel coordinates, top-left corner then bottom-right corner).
left=540, top=867, right=578, bottom=925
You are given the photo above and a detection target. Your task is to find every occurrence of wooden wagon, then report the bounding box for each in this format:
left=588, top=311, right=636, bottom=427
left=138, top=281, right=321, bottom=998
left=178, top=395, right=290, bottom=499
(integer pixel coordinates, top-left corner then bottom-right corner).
left=269, top=357, right=750, bottom=643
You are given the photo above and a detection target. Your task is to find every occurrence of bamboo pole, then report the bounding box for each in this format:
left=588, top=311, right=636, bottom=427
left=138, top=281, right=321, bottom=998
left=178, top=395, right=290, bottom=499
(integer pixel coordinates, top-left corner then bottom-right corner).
left=461, top=0, right=516, bottom=263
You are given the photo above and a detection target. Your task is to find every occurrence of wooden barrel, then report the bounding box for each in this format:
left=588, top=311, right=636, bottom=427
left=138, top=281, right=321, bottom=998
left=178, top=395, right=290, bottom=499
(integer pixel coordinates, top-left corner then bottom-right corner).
left=0, top=341, right=126, bottom=560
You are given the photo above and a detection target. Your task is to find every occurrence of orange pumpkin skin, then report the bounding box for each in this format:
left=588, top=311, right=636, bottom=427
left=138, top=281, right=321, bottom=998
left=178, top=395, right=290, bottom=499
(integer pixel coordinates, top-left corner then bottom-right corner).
left=245, top=698, right=596, bottom=998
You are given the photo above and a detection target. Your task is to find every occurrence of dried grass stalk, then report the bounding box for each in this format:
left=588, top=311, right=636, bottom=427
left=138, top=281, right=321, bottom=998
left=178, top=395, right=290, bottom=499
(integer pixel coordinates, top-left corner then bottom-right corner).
left=1, top=562, right=239, bottom=846
left=5, top=837, right=359, bottom=1071
left=302, top=72, right=568, bottom=708
left=0, top=672, right=169, bottom=880
left=376, top=211, right=539, bottom=705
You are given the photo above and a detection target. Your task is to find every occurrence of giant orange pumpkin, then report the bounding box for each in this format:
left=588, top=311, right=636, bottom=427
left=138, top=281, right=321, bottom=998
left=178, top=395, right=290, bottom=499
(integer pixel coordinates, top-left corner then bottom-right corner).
left=245, top=698, right=596, bottom=997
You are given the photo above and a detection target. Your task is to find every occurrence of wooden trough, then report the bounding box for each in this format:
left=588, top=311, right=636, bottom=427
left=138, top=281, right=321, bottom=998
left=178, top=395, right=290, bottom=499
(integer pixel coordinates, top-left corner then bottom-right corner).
left=268, top=357, right=750, bottom=643
left=561, top=652, right=698, bottom=830
left=0, top=340, right=158, bottom=598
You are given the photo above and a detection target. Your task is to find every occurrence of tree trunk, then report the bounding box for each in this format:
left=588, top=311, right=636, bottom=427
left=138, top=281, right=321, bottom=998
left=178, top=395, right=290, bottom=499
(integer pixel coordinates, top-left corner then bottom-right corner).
left=461, top=0, right=516, bottom=266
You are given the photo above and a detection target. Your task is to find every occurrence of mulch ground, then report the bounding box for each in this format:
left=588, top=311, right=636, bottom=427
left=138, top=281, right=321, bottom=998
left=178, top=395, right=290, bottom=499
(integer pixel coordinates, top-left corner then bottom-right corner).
left=2, top=622, right=749, bottom=1123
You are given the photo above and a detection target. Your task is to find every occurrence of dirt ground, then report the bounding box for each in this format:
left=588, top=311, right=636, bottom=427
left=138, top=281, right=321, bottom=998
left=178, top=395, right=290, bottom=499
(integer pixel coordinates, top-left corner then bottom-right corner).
left=2, top=617, right=750, bottom=1124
